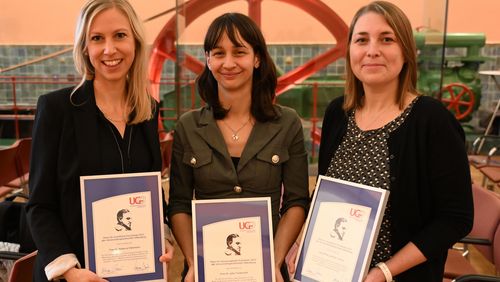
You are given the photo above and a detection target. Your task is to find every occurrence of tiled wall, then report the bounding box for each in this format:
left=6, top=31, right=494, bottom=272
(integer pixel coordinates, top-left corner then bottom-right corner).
left=0, top=43, right=499, bottom=114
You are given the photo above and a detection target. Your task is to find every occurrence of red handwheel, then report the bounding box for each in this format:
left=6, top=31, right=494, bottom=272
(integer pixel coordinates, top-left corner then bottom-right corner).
left=439, top=83, right=475, bottom=120
left=148, top=0, right=349, bottom=99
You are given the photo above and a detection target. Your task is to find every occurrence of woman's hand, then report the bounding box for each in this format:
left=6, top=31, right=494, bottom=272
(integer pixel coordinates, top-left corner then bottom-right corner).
left=363, top=267, right=386, bottom=282
left=159, top=239, right=175, bottom=263
left=63, top=268, right=108, bottom=282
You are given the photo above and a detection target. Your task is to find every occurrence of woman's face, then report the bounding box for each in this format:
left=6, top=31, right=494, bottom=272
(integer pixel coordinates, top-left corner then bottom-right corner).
left=349, top=12, right=404, bottom=89
left=206, top=31, right=260, bottom=95
left=86, top=8, right=136, bottom=84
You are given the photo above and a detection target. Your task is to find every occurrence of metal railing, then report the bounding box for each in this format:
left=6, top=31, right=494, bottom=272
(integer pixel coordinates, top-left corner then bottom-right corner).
left=0, top=75, right=344, bottom=160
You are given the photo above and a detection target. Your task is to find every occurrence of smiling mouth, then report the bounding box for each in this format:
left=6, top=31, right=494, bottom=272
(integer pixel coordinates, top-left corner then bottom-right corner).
left=220, top=73, right=240, bottom=80
left=102, top=59, right=122, bottom=66
left=363, top=64, right=384, bottom=67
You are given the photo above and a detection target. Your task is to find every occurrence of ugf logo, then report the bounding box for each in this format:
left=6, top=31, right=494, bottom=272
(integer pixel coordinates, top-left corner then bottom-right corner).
left=239, top=221, right=255, bottom=230
left=350, top=208, right=364, bottom=218
left=129, top=196, right=144, bottom=205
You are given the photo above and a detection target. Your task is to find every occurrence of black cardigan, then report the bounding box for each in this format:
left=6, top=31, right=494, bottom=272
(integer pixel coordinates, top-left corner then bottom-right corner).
left=318, top=96, right=473, bottom=282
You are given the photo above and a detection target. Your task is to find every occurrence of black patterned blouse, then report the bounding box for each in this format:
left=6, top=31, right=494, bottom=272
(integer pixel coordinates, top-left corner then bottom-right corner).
left=325, top=96, right=418, bottom=267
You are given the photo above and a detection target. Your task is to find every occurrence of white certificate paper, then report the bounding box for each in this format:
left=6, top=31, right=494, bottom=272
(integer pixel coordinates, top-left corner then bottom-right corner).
left=301, top=202, right=371, bottom=281
left=192, top=197, right=275, bottom=282
left=80, top=172, right=166, bottom=281
left=202, top=217, right=264, bottom=281
left=294, top=176, right=389, bottom=282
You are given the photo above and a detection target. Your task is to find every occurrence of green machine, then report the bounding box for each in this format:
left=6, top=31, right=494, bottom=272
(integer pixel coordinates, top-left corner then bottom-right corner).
left=278, top=32, right=490, bottom=122
left=415, top=32, right=490, bottom=121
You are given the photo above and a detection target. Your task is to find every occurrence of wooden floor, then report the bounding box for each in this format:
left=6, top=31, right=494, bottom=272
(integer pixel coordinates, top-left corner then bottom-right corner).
left=164, top=165, right=499, bottom=280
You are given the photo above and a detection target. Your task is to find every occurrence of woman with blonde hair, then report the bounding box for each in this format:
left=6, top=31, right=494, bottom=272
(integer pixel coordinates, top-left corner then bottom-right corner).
left=318, top=1, right=473, bottom=281
left=26, top=1, right=173, bottom=281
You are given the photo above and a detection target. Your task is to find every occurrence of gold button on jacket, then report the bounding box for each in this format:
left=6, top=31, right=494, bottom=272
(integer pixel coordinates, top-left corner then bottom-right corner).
left=168, top=105, right=309, bottom=229
left=233, top=185, right=243, bottom=193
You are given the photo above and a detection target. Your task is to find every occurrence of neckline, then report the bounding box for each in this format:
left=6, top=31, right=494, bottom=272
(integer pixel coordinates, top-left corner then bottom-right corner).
left=352, top=96, right=419, bottom=136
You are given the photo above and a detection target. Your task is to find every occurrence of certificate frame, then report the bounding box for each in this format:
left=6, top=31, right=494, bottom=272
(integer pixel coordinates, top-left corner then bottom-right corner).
left=293, top=175, right=389, bottom=282
left=192, top=197, right=276, bottom=282
left=80, top=171, right=166, bottom=281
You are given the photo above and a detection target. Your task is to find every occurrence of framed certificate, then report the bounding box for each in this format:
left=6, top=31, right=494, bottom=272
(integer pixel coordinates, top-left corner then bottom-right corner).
left=293, top=175, right=389, bottom=282
left=192, top=197, right=275, bottom=282
left=80, top=171, right=166, bottom=281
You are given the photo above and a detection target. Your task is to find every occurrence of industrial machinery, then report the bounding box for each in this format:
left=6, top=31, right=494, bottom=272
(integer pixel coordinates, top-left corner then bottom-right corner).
left=277, top=32, right=490, bottom=123
left=415, top=32, right=490, bottom=121
left=148, top=0, right=490, bottom=132
left=147, top=0, right=348, bottom=134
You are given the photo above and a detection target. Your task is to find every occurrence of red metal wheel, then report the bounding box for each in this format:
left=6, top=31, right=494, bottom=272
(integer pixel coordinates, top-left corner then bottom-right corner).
left=148, top=0, right=349, bottom=100
left=439, top=83, right=475, bottom=120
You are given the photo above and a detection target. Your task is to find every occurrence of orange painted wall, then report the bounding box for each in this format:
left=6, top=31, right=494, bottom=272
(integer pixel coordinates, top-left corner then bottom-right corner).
left=0, top=0, right=498, bottom=45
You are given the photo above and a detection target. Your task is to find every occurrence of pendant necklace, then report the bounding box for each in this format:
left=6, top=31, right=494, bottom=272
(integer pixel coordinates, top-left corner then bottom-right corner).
left=222, top=116, right=251, bottom=141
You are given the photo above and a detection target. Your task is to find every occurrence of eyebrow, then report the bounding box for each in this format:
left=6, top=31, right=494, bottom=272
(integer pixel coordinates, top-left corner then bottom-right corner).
left=212, top=44, right=248, bottom=50
left=354, top=31, right=395, bottom=36
left=89, top=28, right=130, bottom=35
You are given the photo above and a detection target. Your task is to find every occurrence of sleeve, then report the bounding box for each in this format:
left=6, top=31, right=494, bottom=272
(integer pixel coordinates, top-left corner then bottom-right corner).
left=411, top=102, right=474, bottom=259
left=167, top=117, right=195, bottom=218
left=45, top=253, right=80, bottom=280
left=280, top=110, right=310, bottom=215
left=152, top=103, right=170, bottom=226
left=25, top=95, right=79, bottom=267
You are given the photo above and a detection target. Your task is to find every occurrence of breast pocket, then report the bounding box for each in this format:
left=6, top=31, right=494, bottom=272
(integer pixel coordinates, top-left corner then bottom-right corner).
left=254, top=148, right=289, bottom=189
left=182, top=149, right=213, bottom=183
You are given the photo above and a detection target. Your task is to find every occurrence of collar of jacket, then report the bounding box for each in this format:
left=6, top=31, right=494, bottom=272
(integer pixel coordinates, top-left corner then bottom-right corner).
left=71, top=80, right=160, bottom=175
left=71, top=80, right=102, bottom=175
left=195, top=105, right=284, bottom=172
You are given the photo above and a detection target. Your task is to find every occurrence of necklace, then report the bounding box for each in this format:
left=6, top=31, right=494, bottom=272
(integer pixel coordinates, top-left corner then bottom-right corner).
left=103, top=113, right=127, bottom=123
left=102, top=112, right=127, bottom=122
left=98, top=105, right=128, bottom=123
left=222, top=116, right=251, bottom=141
left=356, top=106, right=396, bottom=139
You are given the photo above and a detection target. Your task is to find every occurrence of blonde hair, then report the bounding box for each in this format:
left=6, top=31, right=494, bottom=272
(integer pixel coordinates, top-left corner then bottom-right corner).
left=72, top=0, right=153, bottom=124
left=344, top=1, right=419, bottom=111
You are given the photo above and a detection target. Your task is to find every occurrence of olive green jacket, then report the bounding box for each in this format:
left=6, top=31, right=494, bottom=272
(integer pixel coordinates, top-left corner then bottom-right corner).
left=168, top=105, right=309, bottom=229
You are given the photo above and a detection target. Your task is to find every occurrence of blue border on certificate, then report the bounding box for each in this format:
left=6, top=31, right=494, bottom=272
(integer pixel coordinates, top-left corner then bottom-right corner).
left=193, top=198, right=274, bottom=282
left=81, top=172, right=165, bottom=281
left=294, top=176, right=388, bottom=282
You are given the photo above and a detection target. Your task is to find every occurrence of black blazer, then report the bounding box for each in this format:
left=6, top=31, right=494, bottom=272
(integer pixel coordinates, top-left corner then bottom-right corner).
left=26, top=81, right=163, bottom=281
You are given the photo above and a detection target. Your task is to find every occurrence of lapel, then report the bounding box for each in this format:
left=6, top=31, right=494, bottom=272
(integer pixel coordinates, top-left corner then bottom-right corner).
left=238, top=118, right=282, bottom=172
left=193, top=106, right=283, bottom=172
left=72, top=80, right=102, bottom=176
left=194, top=107, right=231, bottom=159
